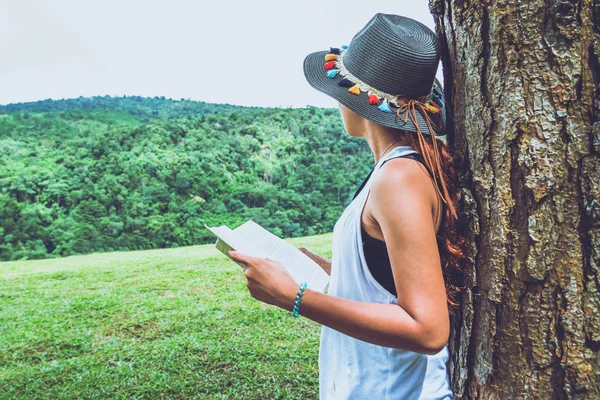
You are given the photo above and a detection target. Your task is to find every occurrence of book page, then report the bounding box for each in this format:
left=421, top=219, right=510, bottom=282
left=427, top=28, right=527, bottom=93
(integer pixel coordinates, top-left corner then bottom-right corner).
left=205, top=225, right=268, bottom=259
left=233, top=221, right=329, bottom=293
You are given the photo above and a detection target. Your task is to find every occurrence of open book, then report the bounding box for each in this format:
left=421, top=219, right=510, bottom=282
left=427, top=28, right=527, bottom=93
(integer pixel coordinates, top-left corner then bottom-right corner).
left=205, top=220, right=329, bottom=293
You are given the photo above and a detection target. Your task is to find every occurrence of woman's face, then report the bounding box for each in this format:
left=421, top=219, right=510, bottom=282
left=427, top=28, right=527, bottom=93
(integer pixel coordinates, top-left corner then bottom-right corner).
left=338, top=103, right=365, bottom=138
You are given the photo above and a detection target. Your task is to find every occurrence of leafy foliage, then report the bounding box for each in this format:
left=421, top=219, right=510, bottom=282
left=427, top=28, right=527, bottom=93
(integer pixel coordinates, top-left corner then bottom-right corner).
left=0, top=96, right=371, bottom=261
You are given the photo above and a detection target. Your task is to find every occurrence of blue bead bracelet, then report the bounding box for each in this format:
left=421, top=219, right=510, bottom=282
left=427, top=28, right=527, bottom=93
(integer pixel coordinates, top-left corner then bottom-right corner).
left=292, top=282, right=308, bottom=318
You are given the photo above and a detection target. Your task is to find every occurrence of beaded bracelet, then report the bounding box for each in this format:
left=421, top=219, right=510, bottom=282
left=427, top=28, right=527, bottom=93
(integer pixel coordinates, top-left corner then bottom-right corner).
left=292, top=282, right=308, bottom=318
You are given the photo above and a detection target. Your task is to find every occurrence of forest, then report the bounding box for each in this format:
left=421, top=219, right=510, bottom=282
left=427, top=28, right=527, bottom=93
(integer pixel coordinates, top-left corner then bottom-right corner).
left=0, top=96, right=372, bottom=261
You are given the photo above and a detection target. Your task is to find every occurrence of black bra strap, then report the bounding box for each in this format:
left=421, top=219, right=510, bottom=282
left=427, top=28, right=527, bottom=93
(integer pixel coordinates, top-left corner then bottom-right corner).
left=352, top=153, right=428, bottom=201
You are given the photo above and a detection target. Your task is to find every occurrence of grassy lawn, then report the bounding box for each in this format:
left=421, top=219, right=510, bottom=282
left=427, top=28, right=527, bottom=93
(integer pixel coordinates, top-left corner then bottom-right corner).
left=0, top=234, right=332, bottom=399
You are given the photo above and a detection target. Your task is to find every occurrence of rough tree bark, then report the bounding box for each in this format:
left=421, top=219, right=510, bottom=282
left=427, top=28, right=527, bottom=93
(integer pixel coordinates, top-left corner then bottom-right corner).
left=429, top=0, right=600, bottom=398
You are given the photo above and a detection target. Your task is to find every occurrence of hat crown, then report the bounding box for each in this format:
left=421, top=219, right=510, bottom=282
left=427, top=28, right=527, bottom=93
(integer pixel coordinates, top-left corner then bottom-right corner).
left=343, top=13, right=440, bottom=98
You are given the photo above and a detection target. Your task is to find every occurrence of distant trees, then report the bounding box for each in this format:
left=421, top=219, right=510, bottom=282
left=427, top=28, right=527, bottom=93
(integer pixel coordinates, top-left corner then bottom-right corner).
left=0, top=97, right=372, bottom=261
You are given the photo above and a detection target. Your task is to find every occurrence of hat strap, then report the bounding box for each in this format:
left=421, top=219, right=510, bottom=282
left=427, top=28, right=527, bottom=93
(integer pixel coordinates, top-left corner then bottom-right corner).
left=396, top=100, right=457, bottom=219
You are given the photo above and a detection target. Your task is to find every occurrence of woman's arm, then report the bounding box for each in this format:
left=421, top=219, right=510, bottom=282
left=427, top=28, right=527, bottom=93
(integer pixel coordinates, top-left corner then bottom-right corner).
left=289, top=289, right=445, bottom=354
left=229, top=158, right=449, bottom=355
left=298, top=247, right=331, bottom=275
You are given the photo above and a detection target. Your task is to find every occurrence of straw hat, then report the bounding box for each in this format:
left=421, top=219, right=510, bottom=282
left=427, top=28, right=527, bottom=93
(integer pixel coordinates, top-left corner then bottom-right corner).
left=303, top=13, right=446, bottom=136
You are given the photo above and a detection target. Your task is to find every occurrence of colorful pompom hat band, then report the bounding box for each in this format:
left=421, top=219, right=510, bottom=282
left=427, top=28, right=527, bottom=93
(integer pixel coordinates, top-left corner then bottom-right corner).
left=303, top=13, right=446, bottom=137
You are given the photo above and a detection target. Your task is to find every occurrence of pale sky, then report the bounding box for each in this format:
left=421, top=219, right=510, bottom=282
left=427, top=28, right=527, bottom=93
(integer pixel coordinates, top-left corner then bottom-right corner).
left=0, top=0, right=439, bottom=108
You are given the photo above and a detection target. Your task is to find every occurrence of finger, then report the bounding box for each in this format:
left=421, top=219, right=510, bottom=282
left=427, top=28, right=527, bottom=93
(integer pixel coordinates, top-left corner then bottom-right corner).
left=228, top=250, right=254, bottom=264
left=246, top=282, right=258, bottom=299
left=299, top=247, right=313, bottom=257
left=228, top=251, right=248, bottom=271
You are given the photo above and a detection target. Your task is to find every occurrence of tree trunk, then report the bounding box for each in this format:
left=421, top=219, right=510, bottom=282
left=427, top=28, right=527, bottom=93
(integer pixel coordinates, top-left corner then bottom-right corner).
left=430, top=0, right=600, bottom=398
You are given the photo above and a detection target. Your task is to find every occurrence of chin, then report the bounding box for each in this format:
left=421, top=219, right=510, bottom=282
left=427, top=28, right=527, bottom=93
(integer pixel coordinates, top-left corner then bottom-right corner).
left=338, top=103, right=365, bottom=138
left=345, top=129, right=363, bottom=138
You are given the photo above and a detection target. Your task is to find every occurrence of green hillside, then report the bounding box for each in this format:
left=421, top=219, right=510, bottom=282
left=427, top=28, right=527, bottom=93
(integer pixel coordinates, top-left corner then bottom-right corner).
left=0, top=233, right=332, bottom=399
left=0, top=96, right=372, bottom=261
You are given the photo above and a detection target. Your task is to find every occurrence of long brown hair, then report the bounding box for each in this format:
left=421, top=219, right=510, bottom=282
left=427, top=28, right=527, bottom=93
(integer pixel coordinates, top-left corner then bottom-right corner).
left=399, top=129, right=468, bottom=315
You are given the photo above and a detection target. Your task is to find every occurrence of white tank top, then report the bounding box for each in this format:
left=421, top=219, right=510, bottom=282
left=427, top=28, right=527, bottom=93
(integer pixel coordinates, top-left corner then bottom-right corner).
left=319, top=145, right=454, bottom=400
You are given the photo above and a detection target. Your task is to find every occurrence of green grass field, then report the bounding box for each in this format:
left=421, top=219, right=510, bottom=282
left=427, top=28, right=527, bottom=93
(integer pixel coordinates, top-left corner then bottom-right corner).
left=0, top=234, right=332, bottom=399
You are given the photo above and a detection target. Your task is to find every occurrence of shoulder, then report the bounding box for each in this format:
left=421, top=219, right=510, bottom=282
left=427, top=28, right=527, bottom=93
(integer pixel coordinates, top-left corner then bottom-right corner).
left=368, top=155, right=438, bottom=225
left=371, top=156, right=436, bottom=202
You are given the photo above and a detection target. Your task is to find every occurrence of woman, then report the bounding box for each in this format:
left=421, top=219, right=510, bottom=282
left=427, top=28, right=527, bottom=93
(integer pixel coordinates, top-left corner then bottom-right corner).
left=229, top=13, right=466, bottom=399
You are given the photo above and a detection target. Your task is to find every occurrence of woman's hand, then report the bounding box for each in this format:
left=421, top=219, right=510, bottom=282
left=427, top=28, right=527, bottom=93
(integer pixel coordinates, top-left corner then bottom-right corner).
left=228, top=250, right=299, bottom=311
left=298, top=247, right=332, bottom=275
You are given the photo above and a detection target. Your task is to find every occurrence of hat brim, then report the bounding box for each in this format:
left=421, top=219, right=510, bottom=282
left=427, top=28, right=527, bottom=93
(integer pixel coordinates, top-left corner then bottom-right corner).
left=303, top=50, right=446, bottom=136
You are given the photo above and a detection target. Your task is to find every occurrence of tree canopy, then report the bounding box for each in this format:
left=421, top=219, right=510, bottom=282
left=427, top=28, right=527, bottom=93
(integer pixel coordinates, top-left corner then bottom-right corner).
left=0, top=96, right=372, bottom=261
